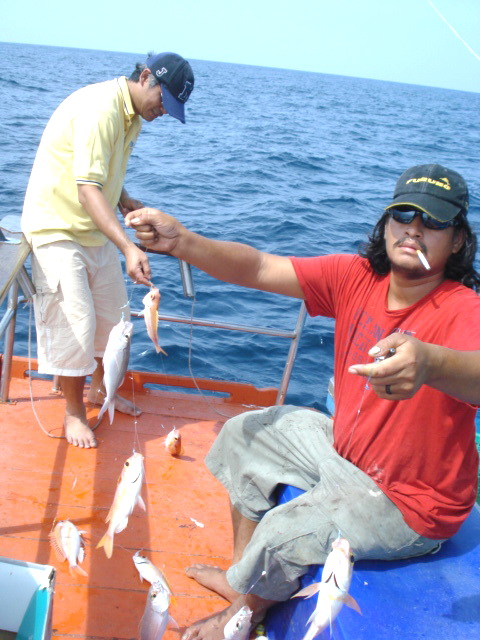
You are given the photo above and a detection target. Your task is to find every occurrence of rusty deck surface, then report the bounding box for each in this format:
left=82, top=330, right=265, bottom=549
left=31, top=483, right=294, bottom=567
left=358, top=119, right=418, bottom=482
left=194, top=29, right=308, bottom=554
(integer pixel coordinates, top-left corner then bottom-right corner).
left=0, top=356, right=277, bottom=639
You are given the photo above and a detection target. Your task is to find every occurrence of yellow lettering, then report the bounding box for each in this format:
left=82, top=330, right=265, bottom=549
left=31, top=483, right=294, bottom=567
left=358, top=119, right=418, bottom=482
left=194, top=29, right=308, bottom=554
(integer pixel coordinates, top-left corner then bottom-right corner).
left=405, top=177, right=450, bottom=190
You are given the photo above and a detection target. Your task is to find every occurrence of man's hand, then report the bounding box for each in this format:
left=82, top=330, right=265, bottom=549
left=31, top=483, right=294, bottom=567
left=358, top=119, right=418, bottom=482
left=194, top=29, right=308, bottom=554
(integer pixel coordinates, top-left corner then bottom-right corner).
left=125, top=208, right=183, bottom=254
left=124, top=244, right=153, bottom=286
left=118, top=195, right=144, bottom=217
left=348, top=334, right=429, bottom=401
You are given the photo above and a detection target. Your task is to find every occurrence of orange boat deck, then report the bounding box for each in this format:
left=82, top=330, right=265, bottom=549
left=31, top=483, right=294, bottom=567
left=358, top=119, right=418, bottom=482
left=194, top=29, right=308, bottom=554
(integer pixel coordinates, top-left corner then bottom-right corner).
left=0, top=356, right=277, bottom=639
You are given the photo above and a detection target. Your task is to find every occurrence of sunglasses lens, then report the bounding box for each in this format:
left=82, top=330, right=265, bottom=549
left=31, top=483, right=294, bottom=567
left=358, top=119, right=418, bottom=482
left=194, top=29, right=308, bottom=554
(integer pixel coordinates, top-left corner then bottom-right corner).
left=391, top=210, right=415, bottom=224
left=391, top=209, right=453, bottom=230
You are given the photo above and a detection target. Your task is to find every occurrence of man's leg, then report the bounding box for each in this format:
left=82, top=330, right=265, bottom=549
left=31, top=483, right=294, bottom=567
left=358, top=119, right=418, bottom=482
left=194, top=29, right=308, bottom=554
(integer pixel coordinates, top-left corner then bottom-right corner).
left=186, top=502, right=259, bottom=601
left=60, top=375, right=97, bottom=448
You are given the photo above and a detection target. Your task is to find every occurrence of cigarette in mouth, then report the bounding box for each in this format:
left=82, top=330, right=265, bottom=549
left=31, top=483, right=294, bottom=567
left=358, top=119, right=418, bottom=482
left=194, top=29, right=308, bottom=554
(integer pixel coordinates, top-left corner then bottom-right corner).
left=416, top=249, right=431, bottom=270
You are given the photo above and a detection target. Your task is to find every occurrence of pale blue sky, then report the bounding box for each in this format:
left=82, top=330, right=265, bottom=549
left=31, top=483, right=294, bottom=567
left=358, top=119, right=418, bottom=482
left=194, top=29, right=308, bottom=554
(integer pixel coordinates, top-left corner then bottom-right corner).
left=2, top=0, right=479, bottom=92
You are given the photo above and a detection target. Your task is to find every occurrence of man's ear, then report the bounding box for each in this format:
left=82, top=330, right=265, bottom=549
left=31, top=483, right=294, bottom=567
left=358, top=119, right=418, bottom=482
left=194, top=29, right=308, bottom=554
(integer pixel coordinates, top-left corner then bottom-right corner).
left=452, top=228, right=465, bottom=254
left=139, top=68, right=151, bottom=85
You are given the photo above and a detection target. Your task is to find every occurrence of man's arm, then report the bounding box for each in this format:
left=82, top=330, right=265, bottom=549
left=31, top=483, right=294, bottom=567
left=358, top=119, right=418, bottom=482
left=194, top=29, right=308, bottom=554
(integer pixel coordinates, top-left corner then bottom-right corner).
left=124, top=208, right=305, bottom=298
left=348, top=332, right=480, bottom=405
left=77, top=184, right=152, bottom=286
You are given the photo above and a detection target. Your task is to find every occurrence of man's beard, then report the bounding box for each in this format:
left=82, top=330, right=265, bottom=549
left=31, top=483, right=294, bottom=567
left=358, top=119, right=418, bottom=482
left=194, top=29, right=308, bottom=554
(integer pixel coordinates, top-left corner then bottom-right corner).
left=389, top=260, right=428, bottom=279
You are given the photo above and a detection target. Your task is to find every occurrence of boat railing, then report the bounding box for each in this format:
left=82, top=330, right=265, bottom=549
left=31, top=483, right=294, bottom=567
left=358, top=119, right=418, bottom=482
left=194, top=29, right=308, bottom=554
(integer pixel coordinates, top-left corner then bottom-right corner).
left=0, top=219, right=307, bottom=406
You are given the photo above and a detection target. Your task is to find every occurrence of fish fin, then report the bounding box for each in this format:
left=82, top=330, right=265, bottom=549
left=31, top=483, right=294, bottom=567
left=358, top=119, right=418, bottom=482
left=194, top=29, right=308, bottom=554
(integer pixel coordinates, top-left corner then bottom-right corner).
left=70, top=564, right=88, bottom=578
left=291, top=582, right=322, bottom=599
left=167, top=615, right=179, bottom=629
left=137, top=494, right=147, bottom=511
left=343, top=593, right=362, bottom=614
left=114, top=516, right=129, bottom=534
left=78, top=546, right=85, bottom=564
left=155, top=344, right=168, bottom=356
left=96, top=531, right=114, bottom=558
left=49, top=530, right=67, bottom=563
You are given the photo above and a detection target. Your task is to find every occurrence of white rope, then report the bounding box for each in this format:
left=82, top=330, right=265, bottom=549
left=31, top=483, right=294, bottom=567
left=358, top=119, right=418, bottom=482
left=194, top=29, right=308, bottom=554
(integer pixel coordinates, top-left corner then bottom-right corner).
left=426, top=0, right=480, bottom=62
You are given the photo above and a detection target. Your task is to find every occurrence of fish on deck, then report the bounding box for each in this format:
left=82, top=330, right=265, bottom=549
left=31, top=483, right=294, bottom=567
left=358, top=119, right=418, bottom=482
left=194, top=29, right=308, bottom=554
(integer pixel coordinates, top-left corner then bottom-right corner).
left=97, top=451, right=146, bottom=558
left=49, top=520, right=88, bottom=577
left=165, top=426, right=183, bottom=456
left=291, top=537, right=361, bottom=640
left=97, top=316, right=133, bottom=424
left=142, top=287, right=167, bottom=356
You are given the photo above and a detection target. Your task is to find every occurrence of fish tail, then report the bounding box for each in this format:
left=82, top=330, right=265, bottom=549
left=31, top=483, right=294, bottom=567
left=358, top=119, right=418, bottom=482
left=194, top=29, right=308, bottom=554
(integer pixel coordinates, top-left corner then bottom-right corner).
left=97, top=399, right=109, bottom=423
left=96, top=531, right=114, bottom=558
left=302, top=624, right=319, bottom=640
left=107, top=400, right=115, bottom=424
left=70, top=563, right=88, bottom=577
left=155, top=344, right=168, bottom=356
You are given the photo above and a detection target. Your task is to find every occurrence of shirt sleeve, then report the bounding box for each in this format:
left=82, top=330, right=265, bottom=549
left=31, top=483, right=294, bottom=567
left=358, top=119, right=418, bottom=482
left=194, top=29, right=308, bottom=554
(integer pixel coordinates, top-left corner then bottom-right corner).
left=72, top=109, right=117, bottom=188
left=290, top=254, right=364, bottom=318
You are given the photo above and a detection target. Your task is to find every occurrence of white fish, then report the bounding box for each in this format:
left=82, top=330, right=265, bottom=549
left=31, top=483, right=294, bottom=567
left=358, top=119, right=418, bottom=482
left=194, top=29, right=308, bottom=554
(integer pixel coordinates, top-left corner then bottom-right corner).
left=223, top=606, right=253, bottom=640
left=292, top=537, right=361, bottom=640
left=133, top=551, right=172, bottom=593
left=97, top=452, right=145, bottom=558
left=142, top=288, right=167, bottom=355
left=140, top=581, right=177, bottom=640
left=49, top=520, right=87, bottom=577
left=165, top=426, right=182, bottom=456
left=97, top=316, right=133, bottom=424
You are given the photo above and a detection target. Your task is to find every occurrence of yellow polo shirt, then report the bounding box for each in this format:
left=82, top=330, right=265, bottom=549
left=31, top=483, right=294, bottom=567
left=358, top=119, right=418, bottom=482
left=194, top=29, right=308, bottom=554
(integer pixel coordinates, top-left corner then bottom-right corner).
left=22, top=77, right=142, bottom=247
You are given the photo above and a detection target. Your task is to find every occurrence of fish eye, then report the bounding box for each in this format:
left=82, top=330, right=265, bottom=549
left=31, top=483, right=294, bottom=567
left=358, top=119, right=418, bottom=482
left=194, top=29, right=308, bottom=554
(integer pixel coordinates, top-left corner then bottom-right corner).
left=125, top=461, right=130, bottom=466
left=350, top=554, right=355, bottom=563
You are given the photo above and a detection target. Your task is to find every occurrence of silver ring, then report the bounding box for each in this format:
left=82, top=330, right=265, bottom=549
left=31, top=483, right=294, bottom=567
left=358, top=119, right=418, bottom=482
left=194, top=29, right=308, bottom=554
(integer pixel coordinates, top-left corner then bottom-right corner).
left=385, top=384, right=392, bottom=395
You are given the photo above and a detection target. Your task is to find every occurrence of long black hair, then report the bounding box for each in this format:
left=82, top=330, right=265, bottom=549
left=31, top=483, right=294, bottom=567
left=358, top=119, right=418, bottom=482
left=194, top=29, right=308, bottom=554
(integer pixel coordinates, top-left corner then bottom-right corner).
left=359, top=211, right=480, bottom=291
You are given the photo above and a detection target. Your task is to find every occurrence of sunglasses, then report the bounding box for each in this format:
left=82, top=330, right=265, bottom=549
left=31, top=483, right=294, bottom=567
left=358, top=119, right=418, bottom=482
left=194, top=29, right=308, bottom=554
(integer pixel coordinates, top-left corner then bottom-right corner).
left=389, top=208, right=459, bottom=230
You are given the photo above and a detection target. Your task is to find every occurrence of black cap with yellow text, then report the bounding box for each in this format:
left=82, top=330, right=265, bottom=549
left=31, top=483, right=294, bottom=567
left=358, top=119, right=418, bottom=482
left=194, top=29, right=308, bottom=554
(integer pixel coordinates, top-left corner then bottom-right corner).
left=385, top=164, right=469, bottom=222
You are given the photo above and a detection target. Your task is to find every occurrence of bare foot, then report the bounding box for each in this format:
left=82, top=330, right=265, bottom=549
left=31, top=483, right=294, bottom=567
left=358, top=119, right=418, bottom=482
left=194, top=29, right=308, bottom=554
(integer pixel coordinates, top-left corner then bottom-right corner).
left=181, top=600, right=247, bottom=640
left=181, top=593, right=275, bottom=640
left=185, top=565, right=240, bottom=602
left=64, top=415, right=97, bottom=448
left=87, top=390, right=142, bottom=418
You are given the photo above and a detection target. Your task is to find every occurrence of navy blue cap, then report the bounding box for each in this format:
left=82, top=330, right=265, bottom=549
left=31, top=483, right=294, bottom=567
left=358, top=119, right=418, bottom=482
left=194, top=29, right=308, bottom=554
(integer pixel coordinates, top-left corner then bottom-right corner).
left=146, top=52, right=194, bottom=124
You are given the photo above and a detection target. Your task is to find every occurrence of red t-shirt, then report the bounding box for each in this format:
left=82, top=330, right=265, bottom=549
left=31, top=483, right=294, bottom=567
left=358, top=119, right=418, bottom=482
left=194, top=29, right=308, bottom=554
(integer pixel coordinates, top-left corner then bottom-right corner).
left=291, top=253, right=480, bottom=539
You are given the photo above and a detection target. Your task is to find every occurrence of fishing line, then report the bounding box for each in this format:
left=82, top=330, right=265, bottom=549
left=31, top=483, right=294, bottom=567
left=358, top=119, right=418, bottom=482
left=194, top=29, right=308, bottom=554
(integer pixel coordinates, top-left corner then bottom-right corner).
left=26, top=298, right=64, bottom=439
left=344, top=371, right=373, bottom=455
left=185, top=296, right=238, bottom=420
left=426, top=0, right=480, bottom=62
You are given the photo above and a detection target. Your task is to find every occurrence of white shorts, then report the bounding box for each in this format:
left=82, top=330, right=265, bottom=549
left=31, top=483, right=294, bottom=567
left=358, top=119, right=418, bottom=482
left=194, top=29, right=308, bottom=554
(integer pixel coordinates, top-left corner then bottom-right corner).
left=31, top=240, right=130, bottom=376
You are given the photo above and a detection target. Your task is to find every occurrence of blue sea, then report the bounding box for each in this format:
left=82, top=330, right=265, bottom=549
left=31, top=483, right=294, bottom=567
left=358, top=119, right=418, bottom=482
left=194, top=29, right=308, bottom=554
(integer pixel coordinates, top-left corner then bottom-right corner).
left=1, top=41, right=479, bottom=411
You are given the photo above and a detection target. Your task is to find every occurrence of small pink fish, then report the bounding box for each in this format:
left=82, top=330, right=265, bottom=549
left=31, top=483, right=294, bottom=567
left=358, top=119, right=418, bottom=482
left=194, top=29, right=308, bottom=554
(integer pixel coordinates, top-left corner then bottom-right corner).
left=165, top=427, right=183, bottom=456
left=142, top=288, right=167, bottom=356
left=49, top=520, right=88, bottom=577
left=96, top=452, right=146, bottom=558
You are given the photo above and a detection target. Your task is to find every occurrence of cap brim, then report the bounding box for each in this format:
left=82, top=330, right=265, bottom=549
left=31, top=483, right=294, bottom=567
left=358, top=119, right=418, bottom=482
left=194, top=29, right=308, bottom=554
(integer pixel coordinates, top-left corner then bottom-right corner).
left=384, top=193, right=462, bottom=222
left=161, top=84, right=186, bottom=124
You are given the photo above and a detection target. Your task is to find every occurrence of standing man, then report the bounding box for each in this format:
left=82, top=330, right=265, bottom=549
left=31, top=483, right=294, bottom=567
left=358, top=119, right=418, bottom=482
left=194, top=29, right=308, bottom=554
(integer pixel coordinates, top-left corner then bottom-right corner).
left=126, top=164, right=480, bottom=640
left=22, top=52, right=194, bottom=448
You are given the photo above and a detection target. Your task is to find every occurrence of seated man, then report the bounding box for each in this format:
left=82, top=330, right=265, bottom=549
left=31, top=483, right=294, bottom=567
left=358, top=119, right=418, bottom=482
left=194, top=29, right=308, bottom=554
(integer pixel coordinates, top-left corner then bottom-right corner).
left=126, top=163, right=480, bottom=640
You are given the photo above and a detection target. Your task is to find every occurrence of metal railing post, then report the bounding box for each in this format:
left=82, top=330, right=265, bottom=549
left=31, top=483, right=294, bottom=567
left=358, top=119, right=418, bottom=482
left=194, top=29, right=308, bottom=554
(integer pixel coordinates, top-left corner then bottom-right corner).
left=0, top=280, right=19, bottom=402
left=275, top=302, right=307, bottom=405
